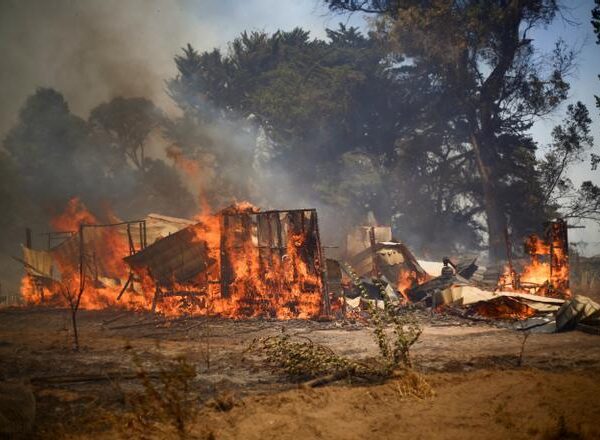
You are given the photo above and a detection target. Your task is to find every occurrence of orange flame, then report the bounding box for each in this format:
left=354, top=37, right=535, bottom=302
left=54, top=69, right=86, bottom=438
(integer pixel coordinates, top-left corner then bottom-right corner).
left=498, top=224, right=570, bottom=299
left=22, top=198, right=324, bottom=319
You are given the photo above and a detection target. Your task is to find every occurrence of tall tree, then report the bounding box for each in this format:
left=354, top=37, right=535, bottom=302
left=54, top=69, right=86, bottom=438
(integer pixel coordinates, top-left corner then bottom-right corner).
left=89, top=97, right=165, bottom=172
left=326, top=0, right=573, bottom=261
left=4, top=88, right=91, bottom=210
left=168, top=25, right=509, bottom=254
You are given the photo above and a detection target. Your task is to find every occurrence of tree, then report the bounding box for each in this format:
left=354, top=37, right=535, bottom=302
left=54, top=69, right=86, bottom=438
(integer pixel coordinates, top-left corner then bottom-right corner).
left=168, top=25, right=523, bottom=254
left=130, top=158, right=197, bottom=218
left=325, top=1, right=573, bottom=262
left=539, top=103, right=593, bottom=213
left=89, top=97, right=165, bottom=172
left=87, top=97, right=196, bottom=218
left=4, top=88, right=91, bottom=209
left=4, top=88, right=196, bottom=240
left=0, top=151, right=22, bottom=235
left=58, top=268, right=86, bottom=351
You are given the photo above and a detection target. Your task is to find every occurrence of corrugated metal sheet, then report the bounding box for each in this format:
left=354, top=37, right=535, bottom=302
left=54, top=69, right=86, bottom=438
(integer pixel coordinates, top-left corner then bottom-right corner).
left=115, top=213, right=195, bottom=247
left=22, top=245, right=53, bottom=278
left=124, top=224, right=214, bottom=286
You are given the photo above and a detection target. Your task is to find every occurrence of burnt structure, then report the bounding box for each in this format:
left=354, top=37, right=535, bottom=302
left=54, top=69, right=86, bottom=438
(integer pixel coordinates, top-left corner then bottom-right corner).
left=524, top=219, right=569, bottom=294
left=124, top=208, right=329, bottom=317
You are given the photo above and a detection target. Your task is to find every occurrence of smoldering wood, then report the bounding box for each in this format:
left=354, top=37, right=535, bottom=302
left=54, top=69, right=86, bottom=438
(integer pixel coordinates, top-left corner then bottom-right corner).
left=219, top=214, right=232, bottom=298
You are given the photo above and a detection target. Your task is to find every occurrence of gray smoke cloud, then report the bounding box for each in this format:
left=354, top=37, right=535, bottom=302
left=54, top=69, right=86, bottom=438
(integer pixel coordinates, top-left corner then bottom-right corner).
left=0, top=0, right=337, bottom=140
left=0, top=0, right=193, bottom=136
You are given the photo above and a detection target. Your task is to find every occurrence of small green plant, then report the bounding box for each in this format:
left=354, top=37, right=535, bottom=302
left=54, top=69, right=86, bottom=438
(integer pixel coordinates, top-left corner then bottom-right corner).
left=344, top=263, right=422, bottom=371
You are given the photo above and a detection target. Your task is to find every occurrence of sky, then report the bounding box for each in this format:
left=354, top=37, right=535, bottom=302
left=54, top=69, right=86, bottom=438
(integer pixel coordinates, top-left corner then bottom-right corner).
left=0, top=0, right=598, bottom=253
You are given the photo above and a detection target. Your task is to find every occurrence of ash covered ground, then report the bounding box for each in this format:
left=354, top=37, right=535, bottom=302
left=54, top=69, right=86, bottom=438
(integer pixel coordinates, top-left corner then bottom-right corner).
left=1, top=308, right=599, bottom=439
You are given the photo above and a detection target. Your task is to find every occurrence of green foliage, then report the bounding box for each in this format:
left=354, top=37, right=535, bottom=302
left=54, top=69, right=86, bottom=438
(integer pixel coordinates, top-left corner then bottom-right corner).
left=167, top=24, right=489, bottom=255
left=3, top=88, right=91, bottom=207
left=252, top=265, right=423, bottom=385
left=2, top=88, right=196, bottom=228
left=539, top=102, right=600, bottom=222
left=255, top=287, right=422, bottom=385
left=326, top=1, right=580, bottom=259
left=0, top=151, right=22, bottom=234
left=344, top=263, right=422, bottom=369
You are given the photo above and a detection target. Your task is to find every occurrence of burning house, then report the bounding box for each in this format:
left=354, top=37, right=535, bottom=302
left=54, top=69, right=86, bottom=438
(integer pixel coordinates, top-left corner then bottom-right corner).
left=18, top=195, right=590, bottom=329
left=499, top=219, right=570, bottom=298
left=124, top=205, right=327, bottom=318
left=19, top=201, right=327, bottom=319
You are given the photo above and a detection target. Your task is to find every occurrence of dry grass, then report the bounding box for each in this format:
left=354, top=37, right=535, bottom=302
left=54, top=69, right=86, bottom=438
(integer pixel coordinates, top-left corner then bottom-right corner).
left=394, top=370, right=435, bottom=399
left=120, top=355, right=202, bottom=440
left=540, top=415, right=585, bottom=440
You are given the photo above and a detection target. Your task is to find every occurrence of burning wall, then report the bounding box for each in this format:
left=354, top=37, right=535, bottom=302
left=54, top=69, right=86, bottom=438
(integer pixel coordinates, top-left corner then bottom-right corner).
left=124, top=207, right=326, bottom=318
left=21, top=201, right=327, bottom=319
left=499, top=219, right=570, bottom=299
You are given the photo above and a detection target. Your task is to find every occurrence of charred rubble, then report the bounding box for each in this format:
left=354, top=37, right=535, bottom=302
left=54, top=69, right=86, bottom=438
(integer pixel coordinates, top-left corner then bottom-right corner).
left=15, top=204, right=600, bottom=334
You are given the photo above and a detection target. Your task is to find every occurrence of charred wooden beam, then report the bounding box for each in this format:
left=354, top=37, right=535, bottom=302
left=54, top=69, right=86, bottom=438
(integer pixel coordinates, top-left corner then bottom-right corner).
left=219, top=214, right=232, bottom=298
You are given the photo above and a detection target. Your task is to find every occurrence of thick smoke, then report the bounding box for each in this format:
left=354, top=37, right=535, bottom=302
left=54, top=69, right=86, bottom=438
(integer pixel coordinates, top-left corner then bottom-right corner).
left=0, top=0, right=348, bottom=295
left=0, top=0, right=195, bottom=137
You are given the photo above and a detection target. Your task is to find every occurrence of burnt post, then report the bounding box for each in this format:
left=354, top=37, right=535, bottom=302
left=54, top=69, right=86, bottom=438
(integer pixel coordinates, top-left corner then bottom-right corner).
left=313, top=210, right=331, bottom=317
left=548, top=219, right=569, bottom=294
left=219, top=214, right=232, bottom=298
left=79, top=224, right=84, bottom=292
left=504, top=226, right=519, bottom=290
left=25, top=228, right=32, bottom=249
left=368, top=226, right=380, bottom=278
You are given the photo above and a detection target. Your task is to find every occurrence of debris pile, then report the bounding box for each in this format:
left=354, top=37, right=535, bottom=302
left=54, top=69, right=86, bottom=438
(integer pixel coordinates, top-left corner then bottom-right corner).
left=336, top=221, right=599, bottom=335
left=16, top=202, right=600, bottom=335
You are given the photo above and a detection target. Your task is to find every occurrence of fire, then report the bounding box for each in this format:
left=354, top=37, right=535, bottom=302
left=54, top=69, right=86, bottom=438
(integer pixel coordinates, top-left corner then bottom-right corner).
left=396, top=269, right=416, bottom=300
left=50, top=197, right=97, bottom=231
left=181, top=204, right=323, bottom=318
left=498, top=220, right=570, bottom=299
left=21, top=198, right=154, bottom=311
left=22, top=198, right=325, bottom=319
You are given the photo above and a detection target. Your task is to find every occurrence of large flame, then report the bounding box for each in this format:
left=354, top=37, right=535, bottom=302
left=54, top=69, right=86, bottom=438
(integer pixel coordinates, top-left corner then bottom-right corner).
left=498, top=224, right=570, bottom=299
left=21, top=197, right=324, bottom=319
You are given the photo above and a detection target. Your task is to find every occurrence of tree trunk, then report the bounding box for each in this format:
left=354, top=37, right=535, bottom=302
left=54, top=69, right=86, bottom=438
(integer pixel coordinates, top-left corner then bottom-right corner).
left=71, top=308, right=79, bottom=351
left=470, top=133, right=506, bottom=263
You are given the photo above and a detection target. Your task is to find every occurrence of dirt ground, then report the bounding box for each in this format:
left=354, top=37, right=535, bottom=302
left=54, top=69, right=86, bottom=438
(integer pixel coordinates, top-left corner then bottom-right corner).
left=1, top=308, right=599, bottom=439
